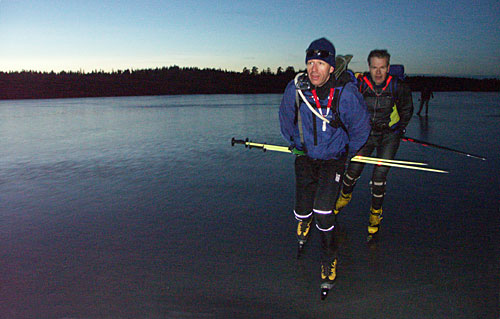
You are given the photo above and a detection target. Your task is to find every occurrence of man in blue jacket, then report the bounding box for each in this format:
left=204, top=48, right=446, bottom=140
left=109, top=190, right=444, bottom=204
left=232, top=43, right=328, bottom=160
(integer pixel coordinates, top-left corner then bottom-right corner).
left=279, top=37, right=370, bottom=296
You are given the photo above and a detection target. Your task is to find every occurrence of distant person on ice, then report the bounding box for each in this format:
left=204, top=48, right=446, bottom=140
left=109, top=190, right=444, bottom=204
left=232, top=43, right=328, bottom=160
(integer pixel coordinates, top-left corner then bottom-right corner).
left=417, top=86, right=434, bottom=115
left=333, top=49, right=414, bottom=242
left=279, top=37, right=370, bottom=298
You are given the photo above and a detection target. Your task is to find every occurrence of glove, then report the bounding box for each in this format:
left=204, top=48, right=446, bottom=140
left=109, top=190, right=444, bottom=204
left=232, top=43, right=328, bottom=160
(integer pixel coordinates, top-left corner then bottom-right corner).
left=372, top=122, right=389, bottom=132
left=393, top=127, right=406, bottom=137
left=289, top=145, right=305, bottom=155
left=292, top=148, right=305, bottom=155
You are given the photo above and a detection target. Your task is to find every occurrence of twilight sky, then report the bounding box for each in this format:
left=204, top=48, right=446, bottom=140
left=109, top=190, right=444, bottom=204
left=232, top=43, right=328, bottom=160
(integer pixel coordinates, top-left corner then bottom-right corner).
left=1, top=0, right=499, bottom=77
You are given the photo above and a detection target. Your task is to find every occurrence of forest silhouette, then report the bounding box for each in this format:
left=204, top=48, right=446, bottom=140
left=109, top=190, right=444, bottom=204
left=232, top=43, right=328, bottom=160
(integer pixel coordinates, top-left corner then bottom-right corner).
left=1, top=66, right=499, bottom=100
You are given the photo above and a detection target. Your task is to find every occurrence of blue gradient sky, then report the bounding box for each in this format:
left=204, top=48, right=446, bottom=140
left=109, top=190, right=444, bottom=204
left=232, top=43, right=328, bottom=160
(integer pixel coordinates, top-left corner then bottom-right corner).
left=1, top=0, right=499, bottom=77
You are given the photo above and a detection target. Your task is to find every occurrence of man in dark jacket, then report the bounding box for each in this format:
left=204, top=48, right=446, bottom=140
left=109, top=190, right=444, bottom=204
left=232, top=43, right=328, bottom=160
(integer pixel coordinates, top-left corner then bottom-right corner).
left=334, top=49, right=413, bottom=242
left=417, top=86, right=434, bottom=115
left=279, top=38, right=370, bottom=296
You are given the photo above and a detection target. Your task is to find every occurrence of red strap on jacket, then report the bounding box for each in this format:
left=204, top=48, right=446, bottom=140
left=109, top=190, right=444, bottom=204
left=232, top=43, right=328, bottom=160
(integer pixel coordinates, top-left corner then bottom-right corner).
left=361, top=75, right=393, bottom=93
left=311, top=88, right=335, bottom=117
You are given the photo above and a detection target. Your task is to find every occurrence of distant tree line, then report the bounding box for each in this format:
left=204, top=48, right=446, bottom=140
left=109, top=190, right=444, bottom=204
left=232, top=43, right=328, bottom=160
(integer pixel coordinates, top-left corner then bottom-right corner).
left=0, top=66, right=499, bottom=100
left=404, top=75, right=500, bottom=92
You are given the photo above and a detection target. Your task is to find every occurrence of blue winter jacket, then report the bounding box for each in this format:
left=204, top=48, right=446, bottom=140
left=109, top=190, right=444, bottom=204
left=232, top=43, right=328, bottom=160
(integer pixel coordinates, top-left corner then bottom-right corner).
left=279, top=76, right=370, bottom=160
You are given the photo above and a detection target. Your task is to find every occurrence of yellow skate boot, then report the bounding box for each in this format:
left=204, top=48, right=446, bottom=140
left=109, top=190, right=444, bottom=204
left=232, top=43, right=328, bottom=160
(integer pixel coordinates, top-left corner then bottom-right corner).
left=367, top=207, right=383, bottom=242
left=333, top=191, right=352, bottom=215
left=320, top=258, right=337, bottom=300
left=297, top=218, right=313, bottom=246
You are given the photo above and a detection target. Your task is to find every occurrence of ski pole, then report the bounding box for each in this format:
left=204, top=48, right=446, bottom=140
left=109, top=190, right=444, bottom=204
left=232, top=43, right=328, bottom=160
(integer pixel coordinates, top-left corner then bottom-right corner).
left=232, top=138, right=427, bottom=164
left=402, top=136, right=486, bottom=161
left=231, top=138, right=292, bottom=153
left=350, top=157, right=448, bottom=173
left=354, top=155, right=428, bottom=166
left=231, top=138, right=447, bottom=173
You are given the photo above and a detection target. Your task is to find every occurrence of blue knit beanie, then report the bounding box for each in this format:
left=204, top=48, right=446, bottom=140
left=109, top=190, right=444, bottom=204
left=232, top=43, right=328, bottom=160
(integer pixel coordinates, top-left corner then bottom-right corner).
left=305, top=38, right=336, bottom=68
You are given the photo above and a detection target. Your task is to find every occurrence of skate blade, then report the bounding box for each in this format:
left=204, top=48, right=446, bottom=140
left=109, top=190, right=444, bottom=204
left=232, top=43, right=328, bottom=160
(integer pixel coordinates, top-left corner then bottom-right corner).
left=366, top=233, right=379, bottom=243
left=320, top=282, right=335, bottom=300
left=296, top=241, right=306, bottom=259
left=320, top=288, right=329, bottom=300
left=296, top=247, right=304, bottom=259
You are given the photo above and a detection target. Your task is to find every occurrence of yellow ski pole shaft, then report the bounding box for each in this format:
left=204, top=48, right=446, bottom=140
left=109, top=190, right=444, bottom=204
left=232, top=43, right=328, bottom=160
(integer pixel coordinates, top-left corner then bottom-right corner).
left=262, top=144, right=291, bottom=153
left=351, top=157, right=448, bottom=174
left=246, top=142, right=290, bottom=152
left=353, top=155, right=428, bottom=166
left=231, top=138, right=448, bottom=173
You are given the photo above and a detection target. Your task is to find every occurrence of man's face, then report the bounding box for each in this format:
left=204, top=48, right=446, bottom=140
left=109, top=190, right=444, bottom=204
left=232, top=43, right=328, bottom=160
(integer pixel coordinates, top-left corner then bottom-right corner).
left=369, top=57, right=390, bottom=85
left=307, top=59, right=334, bottom=87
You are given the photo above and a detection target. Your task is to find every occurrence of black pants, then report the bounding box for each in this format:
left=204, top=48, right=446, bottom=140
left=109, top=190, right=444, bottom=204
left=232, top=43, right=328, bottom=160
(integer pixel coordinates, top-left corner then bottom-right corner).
left=418, top=99, right=430, bottom=114
left=294, top=155, right=345, bottom=262
left=343, top=131, right=401, bottom=210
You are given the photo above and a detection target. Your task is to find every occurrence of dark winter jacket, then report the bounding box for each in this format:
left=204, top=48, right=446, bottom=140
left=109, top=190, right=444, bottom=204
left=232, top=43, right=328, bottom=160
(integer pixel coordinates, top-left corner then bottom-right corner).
left=358, top=74, right=413, bottom=133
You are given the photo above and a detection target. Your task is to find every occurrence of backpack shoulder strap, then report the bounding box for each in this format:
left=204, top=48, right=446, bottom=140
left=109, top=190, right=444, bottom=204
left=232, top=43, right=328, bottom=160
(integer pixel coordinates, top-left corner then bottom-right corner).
left=332, top=83, right=349, bottom=135
left=389, top=76, right=400, bottom=106
left=294, top=89, right=299, bottom=124
left=357, top=74, right=370, bottom=93
left=294, top=88, right=305, bottom=148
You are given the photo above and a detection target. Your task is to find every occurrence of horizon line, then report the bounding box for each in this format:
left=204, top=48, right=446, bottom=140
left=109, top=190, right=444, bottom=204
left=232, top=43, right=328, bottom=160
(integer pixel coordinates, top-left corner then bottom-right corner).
left=0, top=67, right=499, bottom=80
